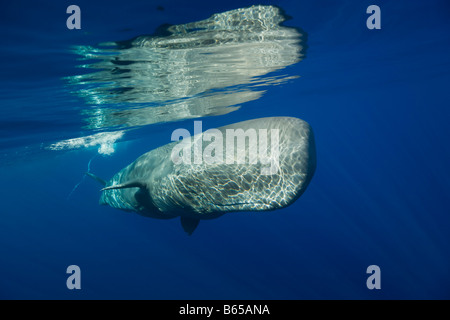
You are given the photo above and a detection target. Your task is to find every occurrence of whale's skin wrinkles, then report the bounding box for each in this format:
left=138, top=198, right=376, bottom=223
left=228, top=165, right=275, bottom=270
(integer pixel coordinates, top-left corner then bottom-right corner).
left=98, top=117, right=316, bottom=232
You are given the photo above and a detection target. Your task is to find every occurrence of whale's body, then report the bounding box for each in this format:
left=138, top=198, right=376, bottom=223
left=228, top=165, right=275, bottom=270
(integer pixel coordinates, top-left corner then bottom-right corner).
left=93, top=117, right=316, bottom=234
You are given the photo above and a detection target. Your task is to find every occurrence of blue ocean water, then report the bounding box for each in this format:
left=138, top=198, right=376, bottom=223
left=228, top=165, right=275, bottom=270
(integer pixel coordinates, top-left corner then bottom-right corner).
left=0, top=0, right=449, bottom=299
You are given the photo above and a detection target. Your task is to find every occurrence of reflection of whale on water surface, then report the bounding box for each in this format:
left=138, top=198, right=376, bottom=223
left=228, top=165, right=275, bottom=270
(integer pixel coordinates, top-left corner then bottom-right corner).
left=88, top=117, right=316, bottom=235
left=66, top=5, right=307, bottom=130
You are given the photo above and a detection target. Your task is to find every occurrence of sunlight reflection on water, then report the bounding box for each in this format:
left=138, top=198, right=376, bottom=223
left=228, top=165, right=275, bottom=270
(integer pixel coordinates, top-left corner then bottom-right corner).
left=56, top=5, right=306, bottom=153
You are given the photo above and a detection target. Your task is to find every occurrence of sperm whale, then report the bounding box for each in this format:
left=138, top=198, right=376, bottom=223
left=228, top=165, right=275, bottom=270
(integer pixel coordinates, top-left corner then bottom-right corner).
left=88, top=117, right=316, bottom=234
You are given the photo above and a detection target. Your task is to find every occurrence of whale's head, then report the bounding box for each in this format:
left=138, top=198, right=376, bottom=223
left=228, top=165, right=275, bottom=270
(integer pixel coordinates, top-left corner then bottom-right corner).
left=100, top=180, right=175, bottom=220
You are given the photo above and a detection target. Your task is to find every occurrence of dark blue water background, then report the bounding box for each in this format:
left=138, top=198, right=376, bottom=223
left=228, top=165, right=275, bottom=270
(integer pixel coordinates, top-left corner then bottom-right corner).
left=0, top=0, right=449, bottom=299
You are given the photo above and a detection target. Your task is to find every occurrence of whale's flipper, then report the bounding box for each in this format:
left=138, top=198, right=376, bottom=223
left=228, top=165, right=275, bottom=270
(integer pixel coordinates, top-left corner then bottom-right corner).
left=180, top=217, right=200, bottom=235
left=86, top=172, right=106, bottom=187
left=102, top=180, right=147, bottom=191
